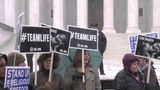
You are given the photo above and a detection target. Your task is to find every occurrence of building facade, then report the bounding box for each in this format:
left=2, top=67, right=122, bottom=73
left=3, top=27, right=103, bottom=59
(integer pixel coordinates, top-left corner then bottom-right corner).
left=1, top=0, right=160, bottom=33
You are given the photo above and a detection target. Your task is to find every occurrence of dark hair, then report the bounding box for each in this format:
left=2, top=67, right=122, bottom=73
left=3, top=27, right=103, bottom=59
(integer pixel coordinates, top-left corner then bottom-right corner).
left=73, top=49, right=90, bottom=67
left=38, top=53, right=60, bottom=69
left=91, top=22, right=98, bottom=28
left=0, top=53, right=7, bottom=63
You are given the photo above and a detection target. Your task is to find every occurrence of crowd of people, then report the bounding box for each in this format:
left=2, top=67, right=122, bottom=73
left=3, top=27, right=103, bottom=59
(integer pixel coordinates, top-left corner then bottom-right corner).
left=0, top=25, right=160, bottom=90
left=0, top=50, right=160, bottom=90
left=0, top=49, right=102, bottom=90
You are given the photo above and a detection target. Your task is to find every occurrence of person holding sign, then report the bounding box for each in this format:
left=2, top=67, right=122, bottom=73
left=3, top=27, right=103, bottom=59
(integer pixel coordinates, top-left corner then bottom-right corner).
left=90, top=22, right=107, bottom=75
left=0, top=53, right=7, bottom=90
left=64, top=49, right=101, bottom=90
left=114, top=53, right=145, bottom=90
left=7, top=52, right=26, bottom=66
left=138, top=57, right=160, bottom=90
left=29, top=53, right=64, bottom=90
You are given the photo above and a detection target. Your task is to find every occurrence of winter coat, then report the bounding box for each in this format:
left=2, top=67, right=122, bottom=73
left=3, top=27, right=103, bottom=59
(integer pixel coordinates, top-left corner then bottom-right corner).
left=114, top=69, right=145, bottom=90
left=0, top=79, right=4, bottom=90
left=140, top=65, right=160, bottom=90
left=64, top=65, right=101, bottom=90
left=98, top=31, right=107, bottom=55
left=29, top=71, right=64, bottom=90
left=0, top=79, right=7, bottom=90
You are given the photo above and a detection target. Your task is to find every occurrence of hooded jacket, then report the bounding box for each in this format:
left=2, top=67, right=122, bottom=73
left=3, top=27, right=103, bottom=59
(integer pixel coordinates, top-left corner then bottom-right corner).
left=114, top=53, right=145, bottom=90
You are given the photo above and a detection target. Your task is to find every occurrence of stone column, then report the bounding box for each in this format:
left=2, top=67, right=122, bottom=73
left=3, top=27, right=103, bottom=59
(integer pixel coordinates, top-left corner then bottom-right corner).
left=152, top=0, right=160, bottom=32
left=29, top=0, right=40, bottom=86
left=103, top=0, right=116, bottom=33
left=0, top=0, right=5, bottom=23
left=29, top=0, right=40, bottom=25
left=53, top=0, right=64, bottom=29
left=4, top=0, right=16, bottom=31
left=126, top=0, right=141, bottom=33
left=77, top=0, right=88, bottom=27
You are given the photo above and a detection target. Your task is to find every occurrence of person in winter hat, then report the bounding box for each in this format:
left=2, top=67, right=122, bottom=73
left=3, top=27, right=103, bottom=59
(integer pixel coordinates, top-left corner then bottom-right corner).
left=7, top=52, right=26, bottom=66
left=122, top=53, right=139, bottom=71
left=138, top=57, right=160, bottom=90
left=114, top=53, right=145, bottom=90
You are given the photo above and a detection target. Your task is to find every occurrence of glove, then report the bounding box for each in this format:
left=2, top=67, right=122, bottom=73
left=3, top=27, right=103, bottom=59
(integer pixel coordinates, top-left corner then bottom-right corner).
left=72, top=71, right=85, bottom=81
left=43, top=81, right=53, bottom=90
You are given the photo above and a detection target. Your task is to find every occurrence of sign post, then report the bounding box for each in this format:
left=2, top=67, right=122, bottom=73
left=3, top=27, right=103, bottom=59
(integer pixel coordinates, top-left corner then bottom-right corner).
left=68, top=25, right=98, bottom=84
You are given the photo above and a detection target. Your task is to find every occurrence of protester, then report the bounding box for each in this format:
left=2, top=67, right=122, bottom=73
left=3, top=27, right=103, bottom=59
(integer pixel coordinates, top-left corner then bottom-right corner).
left=139, top=57, right=160, bottom=90
left=91, top=22, right=107, bottom=75
left=7, top=52, right=26, bottom=66
left=29, top=53, right=64, bottom=90
left=114, top=53, right=145, bottom=90
left=64, top=49, right=101, bottom=90
left=0, top=53, right=7, bottom=90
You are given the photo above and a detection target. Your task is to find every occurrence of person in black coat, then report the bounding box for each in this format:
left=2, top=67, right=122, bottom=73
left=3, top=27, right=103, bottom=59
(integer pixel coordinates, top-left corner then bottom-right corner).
left=91, top=23, right=107, bottom=75
left=114, top=53, right=145, bottom=90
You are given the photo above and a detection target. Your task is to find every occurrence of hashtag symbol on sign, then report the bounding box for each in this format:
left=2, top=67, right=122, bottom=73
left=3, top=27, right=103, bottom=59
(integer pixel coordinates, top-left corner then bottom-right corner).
left=20, top=33, right=27, bottom=42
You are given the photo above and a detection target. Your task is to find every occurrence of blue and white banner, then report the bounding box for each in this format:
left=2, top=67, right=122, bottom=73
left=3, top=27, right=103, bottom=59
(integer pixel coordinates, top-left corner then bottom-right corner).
left=4, top=67, right=30, bottom=90
left=129, top=32, right=159, bottom=54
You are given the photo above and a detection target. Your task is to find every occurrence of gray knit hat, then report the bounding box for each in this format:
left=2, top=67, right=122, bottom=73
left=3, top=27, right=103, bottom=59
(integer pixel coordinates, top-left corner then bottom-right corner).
left=0, top=53, right=7, bottom=63
left=7, top=52, right=25, bottom=66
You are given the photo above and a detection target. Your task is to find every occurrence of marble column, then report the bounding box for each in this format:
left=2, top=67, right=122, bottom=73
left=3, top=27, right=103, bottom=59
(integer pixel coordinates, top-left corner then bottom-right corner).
left=126, top=0, right=141, bottom=33
left=53, top=0, right=64, bottom=29
left=4, top=0, right=16, bottom=32
left=0, top=0, right=5, bottom=23
left=29, top=0, right=40, bottom=86
left=29, top=0, right=40, bottom=25
left=77, top=0, right=88, bottom=27
left=152, top=0, right=160, bottom=32
left=103, top=0, right=116, bottom=33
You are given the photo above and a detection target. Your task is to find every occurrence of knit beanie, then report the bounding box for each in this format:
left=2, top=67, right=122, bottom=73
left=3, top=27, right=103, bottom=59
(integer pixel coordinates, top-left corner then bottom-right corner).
left=122, top=53, right=139, bottom=70
left=0, top=53, right=7, bottom=63
left=7, top=52, right=25, bottom=66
